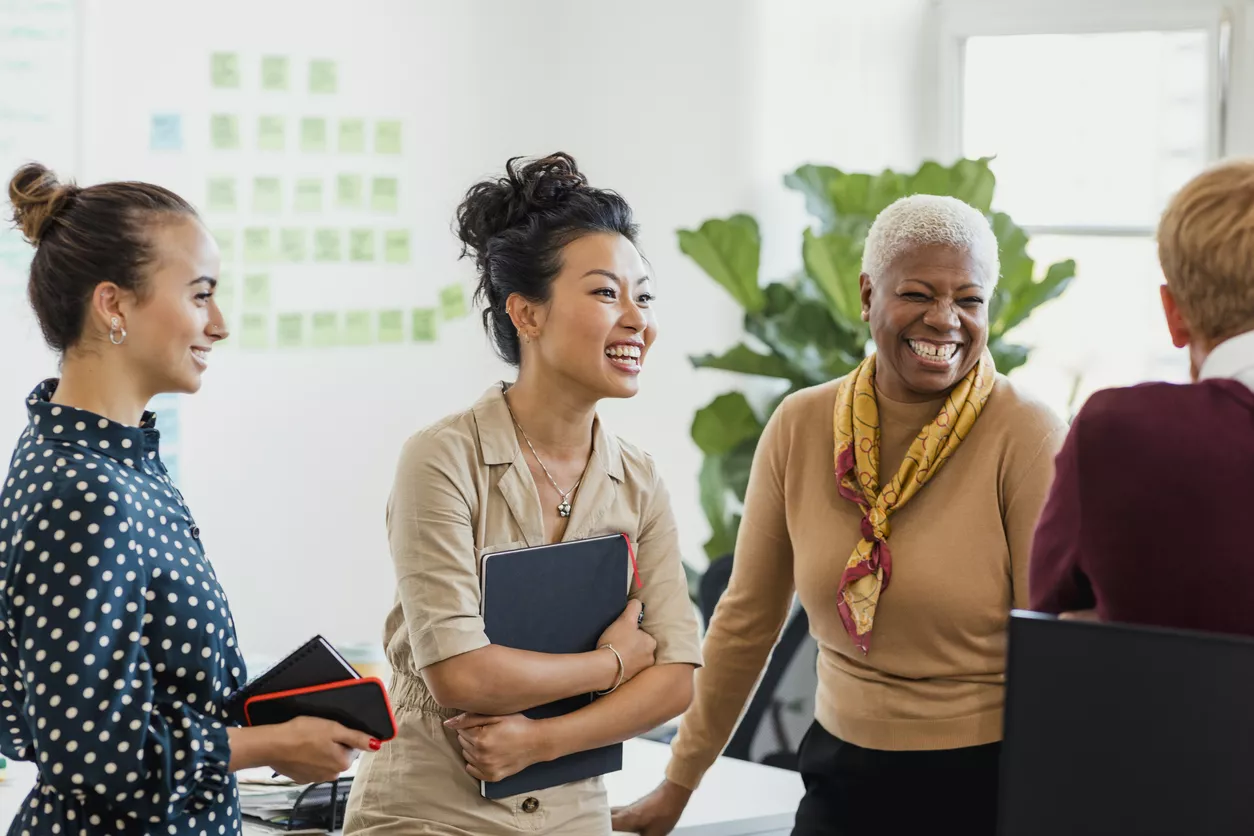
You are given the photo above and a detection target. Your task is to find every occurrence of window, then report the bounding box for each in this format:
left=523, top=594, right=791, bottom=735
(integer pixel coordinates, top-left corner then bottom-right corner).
left=930, top=1, right=1247, bottom=416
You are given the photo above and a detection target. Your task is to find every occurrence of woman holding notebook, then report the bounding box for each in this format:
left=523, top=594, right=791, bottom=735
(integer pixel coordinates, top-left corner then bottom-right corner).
left=344, top=153, right=702, bottom=835
left=0, top=165, right=378, bottom=836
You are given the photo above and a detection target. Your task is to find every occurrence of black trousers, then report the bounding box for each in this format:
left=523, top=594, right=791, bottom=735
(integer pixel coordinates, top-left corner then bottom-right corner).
left=792, top=721, right=1002, bottom=836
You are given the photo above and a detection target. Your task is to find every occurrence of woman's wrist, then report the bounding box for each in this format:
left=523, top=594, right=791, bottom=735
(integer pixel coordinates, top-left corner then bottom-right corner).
left=586, top=646, right=619, bottom=693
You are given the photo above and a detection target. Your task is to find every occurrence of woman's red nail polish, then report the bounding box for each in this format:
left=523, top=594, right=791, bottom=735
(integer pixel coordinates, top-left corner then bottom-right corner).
left=369, top=738, right=382, bottom=751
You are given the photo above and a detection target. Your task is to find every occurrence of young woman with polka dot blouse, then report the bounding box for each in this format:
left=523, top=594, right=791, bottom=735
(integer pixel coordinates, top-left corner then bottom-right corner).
left=0, top=164, right=379, bottom=836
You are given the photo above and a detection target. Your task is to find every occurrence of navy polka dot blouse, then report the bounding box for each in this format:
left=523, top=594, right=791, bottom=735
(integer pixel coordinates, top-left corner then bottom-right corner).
left=0, top=381, right=248, bottom=835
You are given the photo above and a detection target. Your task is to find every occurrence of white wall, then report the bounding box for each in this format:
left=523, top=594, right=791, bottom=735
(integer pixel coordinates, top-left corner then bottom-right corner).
left=2, top=0, right=931, bottom=661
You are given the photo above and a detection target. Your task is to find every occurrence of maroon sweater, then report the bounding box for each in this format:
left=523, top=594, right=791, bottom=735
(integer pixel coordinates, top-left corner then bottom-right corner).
left=1030, top=378, right=1254, bottom=636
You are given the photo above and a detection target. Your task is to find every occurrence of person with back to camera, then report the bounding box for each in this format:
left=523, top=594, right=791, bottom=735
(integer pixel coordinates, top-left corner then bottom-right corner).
left=612, top=194, right=1068, bottom=836
left=342, top=152, right=702, bottom=835
left=1031, top=158, right=1254, bottom=634
left=0, top=164, right=378, bottom=836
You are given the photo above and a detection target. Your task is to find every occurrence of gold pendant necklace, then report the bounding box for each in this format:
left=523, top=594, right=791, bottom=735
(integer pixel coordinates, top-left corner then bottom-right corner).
left=503, top=393, right=581, bottom=518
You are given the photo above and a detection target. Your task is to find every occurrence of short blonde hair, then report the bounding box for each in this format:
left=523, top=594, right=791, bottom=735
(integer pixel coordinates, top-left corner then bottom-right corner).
left=862, top=194, right=1000, bottom=288
left=1158, top=158, right=1254, bottom=342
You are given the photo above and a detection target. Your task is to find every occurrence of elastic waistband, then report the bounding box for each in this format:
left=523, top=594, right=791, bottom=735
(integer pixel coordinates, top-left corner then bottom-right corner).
left=388, top=671, right=460, bottom=718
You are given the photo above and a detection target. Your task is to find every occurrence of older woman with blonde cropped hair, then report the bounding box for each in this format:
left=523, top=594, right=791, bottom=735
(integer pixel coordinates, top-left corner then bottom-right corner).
left=614, top=195, right=1068, bottom=836
left=1032, top=158, right=1254, bottom=635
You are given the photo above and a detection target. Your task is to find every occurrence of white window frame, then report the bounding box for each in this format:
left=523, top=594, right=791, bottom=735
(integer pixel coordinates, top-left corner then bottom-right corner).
left=925, top=0, right=1254, bottom=238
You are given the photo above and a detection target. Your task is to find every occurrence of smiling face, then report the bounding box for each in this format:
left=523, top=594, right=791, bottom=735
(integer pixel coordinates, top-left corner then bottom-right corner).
left=860, top=242, right=990, bottom=402
left=512, top=231, right=656, bottom=401
left=117, top=217, right=229, bottom=395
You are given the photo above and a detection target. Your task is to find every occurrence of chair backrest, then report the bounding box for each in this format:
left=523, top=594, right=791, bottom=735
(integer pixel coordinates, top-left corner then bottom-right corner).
left=697, top=552, right=815, bottom=770
left=1000, top=611, right=1254, bottom=836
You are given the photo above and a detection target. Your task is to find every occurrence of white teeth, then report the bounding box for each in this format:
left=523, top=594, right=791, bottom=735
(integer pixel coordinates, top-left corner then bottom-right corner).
left=605, top=345, right=642, bottom=360
left=908, top=340, right=958, bottom=361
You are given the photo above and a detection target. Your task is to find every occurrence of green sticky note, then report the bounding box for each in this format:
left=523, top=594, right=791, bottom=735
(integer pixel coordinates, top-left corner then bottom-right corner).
left=300, top=117, right=327, bottom=152
left=253, top=177, right=282, bottom=213
left=276, top=313, right=304, bottom=348
left=314, top=229, right=342, bottom=262
left=280, top=228, right=307, bottom=263
left=294, top=179, right=323, bottom=213
left=349, top=229, right=375, bottom=262
left=384, top=230, right=410, bottom=264
left=212, top=229, right=236, bottom=262
left=211, top=52, right=240, bottom=88
left=240, top=313, right=269, bottom=350
left=258, top=116, right=285, bottom=151
left=309, top=59, right=337, bottom=94
left=411, top=308, right=437, bottom=342
left=311, top=312, right=339, bottom=347
left=244, top=228, right=273, bottom=263
left=261, top=55, right=289, bottom=91
left=207, top=177, right=236, bottom=212
left=338, top=119, right=366, bottom=153
left=439, top=284, right=469, bottom=320
left=378, top=310, right=404, bottom=344
left=344, top=310, right=373, bottom=346
left=371, top=177, right=398, bottom=213
left=214, top=272, right=236, bottom=311
left=243, top=273, right=271, bottom=310
left=210, top=114, right=240, bottom=150
left=336, top=174, right=363, bottom=209
left=375, top=120, right=402, bottom=154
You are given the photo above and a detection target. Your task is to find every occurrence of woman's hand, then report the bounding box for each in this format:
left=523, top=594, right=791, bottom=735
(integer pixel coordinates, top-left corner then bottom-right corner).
left=267, top=716, right=380, bottom=784
left=445, top=712, right=549, bottom=783
left=597, top=600, right=657, bottom=685
left=611, top=779, right=693, bottom=836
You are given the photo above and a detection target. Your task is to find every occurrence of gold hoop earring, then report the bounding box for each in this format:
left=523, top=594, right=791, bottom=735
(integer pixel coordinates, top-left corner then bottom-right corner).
left=109, top=317, right=127, bottom=346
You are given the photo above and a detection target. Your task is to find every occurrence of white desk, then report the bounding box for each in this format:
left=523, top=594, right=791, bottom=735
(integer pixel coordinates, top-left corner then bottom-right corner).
left=0, top=739, right=802, bottom=835
left=609, top=739, right=802, bottom=836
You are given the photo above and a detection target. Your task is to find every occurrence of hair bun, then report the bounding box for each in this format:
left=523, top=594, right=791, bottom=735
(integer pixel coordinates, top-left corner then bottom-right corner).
left=455, top=153, right=588, bottom=272
left=8, top=162, right=79, bottom=245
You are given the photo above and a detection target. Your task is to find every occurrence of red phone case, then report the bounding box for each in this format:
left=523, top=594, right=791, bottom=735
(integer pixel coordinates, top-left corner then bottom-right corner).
left=243, top=676, right=398, bottom=742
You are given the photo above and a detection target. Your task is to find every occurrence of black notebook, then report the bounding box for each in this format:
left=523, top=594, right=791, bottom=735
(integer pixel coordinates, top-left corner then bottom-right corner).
left=478, top=533, right=632, bottom=799
left=225, top=634, right=361, bottom=724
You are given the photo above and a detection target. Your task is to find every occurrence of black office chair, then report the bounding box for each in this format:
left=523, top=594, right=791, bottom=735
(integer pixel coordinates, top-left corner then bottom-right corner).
left=697, top=553, right=815, bottom=772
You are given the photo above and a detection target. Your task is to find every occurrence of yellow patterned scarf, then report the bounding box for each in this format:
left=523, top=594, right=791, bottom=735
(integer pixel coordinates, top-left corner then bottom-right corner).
left=833, top=350, right=996, bottom=654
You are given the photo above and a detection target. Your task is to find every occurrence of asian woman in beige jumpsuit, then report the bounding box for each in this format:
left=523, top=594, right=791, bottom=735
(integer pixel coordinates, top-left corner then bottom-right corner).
left=343, top=153, right=703, bottom=835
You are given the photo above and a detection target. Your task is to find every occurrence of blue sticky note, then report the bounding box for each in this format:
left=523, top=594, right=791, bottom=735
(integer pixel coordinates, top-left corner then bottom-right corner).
left=150, top=114, right=183, bottom=151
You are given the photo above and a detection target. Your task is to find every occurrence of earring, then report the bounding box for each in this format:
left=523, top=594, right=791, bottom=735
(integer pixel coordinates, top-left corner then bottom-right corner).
left=109, top=316, right=127, bottom=346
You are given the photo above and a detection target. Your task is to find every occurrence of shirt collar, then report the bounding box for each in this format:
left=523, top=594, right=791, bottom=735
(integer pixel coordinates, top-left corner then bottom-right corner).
left=1199, top=329, right=1254, bottom=392
left=25, top=379, right=161, bottom=465
left=471, top=382, right=625, bottom=482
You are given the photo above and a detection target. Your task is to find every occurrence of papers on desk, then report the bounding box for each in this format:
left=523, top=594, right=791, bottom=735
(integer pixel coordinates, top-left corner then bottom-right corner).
left=237, top=762, right=357, bottom=832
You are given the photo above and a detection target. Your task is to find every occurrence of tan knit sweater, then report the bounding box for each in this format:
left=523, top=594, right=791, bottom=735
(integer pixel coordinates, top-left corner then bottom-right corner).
left=666, top=374, right=1066, bottom=789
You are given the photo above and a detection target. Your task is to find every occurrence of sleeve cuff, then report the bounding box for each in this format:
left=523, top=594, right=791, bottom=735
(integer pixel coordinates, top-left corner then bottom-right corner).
left=665, top=753, right=712, bottom=792
left=412, top=619, right=491, bottom=670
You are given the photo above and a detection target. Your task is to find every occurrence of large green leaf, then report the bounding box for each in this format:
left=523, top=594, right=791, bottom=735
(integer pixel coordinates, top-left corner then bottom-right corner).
left=906, top=160, right=954, bottom=196
left=994, top=259, right=1077, bottom=338
left=691, top=392, right=762, bottom=456
left=802, top=229, right=864, bottom=325
left=783, top=165, right=842, bottom=230
left=698, top=455, right=737, bottom=559
left=866, top=169, right=908, bottom=216
left=677, top=214, right=765, bottom=313
left=949, top=157, right=996, bottom=212
left=689, top=343, right=799, bottom=382
left=989, top=339, right=1029, bottom=374
left=703, top=516, right=740, bottom=562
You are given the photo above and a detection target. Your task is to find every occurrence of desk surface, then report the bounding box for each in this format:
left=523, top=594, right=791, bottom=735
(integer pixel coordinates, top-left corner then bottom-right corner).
left=0, top=739, right=802, bottom=835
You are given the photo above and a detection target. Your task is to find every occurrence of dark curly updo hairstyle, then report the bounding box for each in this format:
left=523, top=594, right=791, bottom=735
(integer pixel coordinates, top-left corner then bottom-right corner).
left=8, top=162, right=197, bottom=352
left=455, top=152, right=639, bottom=365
